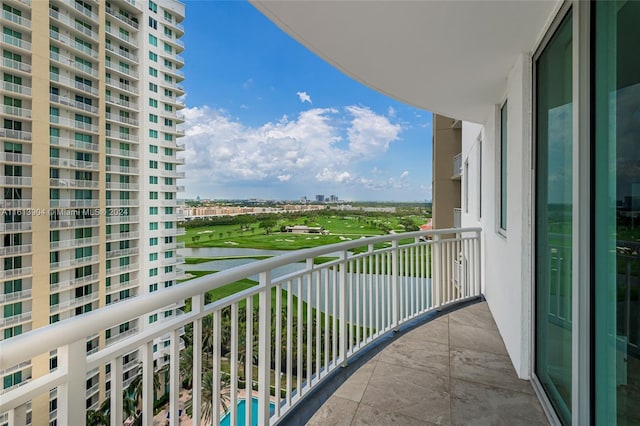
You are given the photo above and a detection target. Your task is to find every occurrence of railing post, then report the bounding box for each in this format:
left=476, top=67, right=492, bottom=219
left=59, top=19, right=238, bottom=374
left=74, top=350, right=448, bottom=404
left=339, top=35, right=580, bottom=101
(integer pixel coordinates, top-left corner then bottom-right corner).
left=258, top=271, right=272, bottom=425
left=475, top=230, right=481, bottom=295
left=433, top=234, right=441, bottom=307
left=169, top=329, right=180, bottom=426
left=110, top=356, right=123, bottom=426
left=57, top=340, right=86, bottom=426
left=392, top=240, right=399, bottom=330
left=191, top=294, right=204, bottom=425
left=141, top=341, right=154, bottom=426
left=339, top=250, right=348, bottom=367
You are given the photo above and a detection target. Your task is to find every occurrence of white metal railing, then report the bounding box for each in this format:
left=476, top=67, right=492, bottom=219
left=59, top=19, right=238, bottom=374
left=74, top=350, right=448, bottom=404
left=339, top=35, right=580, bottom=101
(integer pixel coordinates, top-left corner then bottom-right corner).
left=0, top=228, right=481, bottom=426
left=2, top=57, right=31, bottom=73
left=49, top=72, right=98, bottom=96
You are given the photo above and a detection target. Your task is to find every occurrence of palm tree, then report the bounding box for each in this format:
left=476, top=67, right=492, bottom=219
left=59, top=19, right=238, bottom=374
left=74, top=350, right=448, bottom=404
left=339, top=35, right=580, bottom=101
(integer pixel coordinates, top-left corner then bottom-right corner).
left=185, top=371, right=232, bottom=425
left=86, top=407, right=109, bottom=426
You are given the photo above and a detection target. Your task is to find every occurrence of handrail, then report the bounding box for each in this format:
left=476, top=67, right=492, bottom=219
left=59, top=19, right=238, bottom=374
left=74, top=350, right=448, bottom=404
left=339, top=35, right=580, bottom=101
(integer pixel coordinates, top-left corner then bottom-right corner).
left=0, top=227, right=481, bottom=424
left=1, top=227, right=478, bottom=368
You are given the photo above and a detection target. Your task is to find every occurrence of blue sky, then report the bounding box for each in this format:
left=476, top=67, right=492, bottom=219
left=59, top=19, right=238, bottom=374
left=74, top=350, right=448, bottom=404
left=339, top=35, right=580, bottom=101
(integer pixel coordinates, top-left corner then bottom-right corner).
left=180, top=1, right=433, bottom=202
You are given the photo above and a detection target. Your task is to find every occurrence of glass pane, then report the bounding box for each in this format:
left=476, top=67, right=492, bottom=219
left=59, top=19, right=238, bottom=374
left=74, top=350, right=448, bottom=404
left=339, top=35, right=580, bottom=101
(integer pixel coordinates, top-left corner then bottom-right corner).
left=535, top=11, right=573, bottom=424
left=595, top=1, right=640, bottom=424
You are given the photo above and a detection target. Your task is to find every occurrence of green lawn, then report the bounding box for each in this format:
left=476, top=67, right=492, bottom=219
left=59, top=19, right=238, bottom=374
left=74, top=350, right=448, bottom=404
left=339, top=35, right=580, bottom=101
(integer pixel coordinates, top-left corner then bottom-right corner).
left=179, top=214, right=428, bottom=251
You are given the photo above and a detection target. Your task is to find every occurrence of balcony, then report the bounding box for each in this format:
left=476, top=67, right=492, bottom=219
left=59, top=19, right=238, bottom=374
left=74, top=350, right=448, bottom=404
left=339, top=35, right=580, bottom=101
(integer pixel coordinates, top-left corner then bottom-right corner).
left=0, top=176, right=31, bottom=187
left=49, top=94, right=98, bottom=114
left=1, top=9, right=31, bottom=29
left=49, top=8, right=98, bottom=39
left=0, top=244, right=32, bottom=256
left=0, top=128, right=31, bottom=141
left=0, top=81, right=31, bottom=96
left=50, top=51, right=98, bottom=77
left=105, top=44, right=139, bottom=63
left=50, top=115, right=99, bottom=133
left=49, top=217, right=99, bottom=229
left=2, top=57, right=31, bottom=74
left=0, top=229, right=500, bottom=426
left=50, top=136, right=99, bottom=153
left=2, top=33, right=31, bottom=52
left=306, top=301, right=547, bottom=425
left=50, top=72, right=98, bottom=96
left=105, top=7, right=139, bottom=30
left=105, top=26, right=139, bottom=48
left=0, top=105, right=31, bottom=118
left=50, top=157, right=99, bottom=171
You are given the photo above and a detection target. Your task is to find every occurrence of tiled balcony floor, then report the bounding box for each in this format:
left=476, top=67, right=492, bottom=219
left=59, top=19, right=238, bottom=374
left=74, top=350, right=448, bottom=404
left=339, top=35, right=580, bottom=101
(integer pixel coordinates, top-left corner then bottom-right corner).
left=307, top=302, right=549, bottom=425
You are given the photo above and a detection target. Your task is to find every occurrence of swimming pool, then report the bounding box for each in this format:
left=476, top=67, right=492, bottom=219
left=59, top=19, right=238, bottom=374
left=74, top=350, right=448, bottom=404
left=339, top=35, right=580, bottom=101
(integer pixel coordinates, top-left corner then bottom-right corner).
left=219, top=398, right=276, bottom=426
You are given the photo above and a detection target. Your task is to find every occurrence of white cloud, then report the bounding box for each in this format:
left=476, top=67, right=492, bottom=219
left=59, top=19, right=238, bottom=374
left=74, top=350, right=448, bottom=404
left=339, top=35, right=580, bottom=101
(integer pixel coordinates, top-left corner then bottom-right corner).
left=315, top=168, right=352, bottom=183
left=239, top=104, right=248, bottom=109
left=296, top=91, right=312, bottom=104
left=400, top=170, right=409, bottom=179
left=388, top=106, right=396, bottom=117
left=243, top=78, right=254, bottom=90
left=346, top=106, right=402, bottom=159
left=181, top=105, right=405, bottom=193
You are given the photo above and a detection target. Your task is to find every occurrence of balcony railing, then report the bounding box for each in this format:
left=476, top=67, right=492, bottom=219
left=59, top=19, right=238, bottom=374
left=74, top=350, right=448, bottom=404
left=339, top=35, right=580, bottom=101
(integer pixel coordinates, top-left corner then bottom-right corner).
left=0, top=228, right=481, bottom=425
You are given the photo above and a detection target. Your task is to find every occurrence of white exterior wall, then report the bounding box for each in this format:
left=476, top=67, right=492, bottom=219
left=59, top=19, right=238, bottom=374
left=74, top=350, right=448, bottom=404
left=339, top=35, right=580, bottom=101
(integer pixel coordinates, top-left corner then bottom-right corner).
left=461, top=54, right=533, bottom=379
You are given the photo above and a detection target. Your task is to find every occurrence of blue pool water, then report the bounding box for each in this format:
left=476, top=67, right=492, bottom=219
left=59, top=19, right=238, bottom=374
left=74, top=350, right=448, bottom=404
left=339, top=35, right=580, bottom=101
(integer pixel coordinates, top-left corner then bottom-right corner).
left=220, top=398, right=276, bottom=426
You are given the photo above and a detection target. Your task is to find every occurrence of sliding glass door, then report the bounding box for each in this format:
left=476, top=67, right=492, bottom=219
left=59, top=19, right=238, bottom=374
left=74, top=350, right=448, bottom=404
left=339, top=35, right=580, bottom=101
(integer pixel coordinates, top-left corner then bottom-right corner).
left=594, top=1, right=640, bottom=424
left=535, top=11, right=573, bottom=425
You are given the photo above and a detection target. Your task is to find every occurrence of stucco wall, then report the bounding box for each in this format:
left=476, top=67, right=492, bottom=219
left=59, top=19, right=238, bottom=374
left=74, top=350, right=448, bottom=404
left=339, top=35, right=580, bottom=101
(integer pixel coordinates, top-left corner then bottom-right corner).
left=461, top=54, right=532, bottom=379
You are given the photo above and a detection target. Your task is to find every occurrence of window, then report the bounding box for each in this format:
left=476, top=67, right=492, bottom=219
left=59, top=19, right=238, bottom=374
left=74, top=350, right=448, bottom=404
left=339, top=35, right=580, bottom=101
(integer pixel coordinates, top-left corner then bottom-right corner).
left=149, top=268, right=158, bottom=277
left=499, top=101, right=508, bottom=231
left=149, top=129, right=158, bottom=138
left=149, top=207, right=158, bottom=214
left=148, top=17, right=157, bottom=29
left=149, top=0, right=157, bottom=12
left=149, top=222, right=158, bottom=230
left=150, top=238, right=158, bottom=246
left=149, top=83, right=158, bottom=93
left=149, top=145, right=158, bottom=154
left=149, top=98, right=158, bottom=108
left=149, top=51, right=158, bottom=62
left=149, top=253, right=158, bottom=261
left=534, top=11, right=572, bottom=425
left=149, top=160, right=158, bottom=169
left=149, top=67, right=158, bottom=78
left=149, top=176, right=158, bottom=185
left=149, top=34, right=157, bottom=46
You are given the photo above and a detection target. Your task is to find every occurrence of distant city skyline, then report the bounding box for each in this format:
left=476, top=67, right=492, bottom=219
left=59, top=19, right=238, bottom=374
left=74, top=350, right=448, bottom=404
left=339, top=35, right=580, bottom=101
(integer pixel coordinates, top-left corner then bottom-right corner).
left=179, top=1, right=433, bottom=202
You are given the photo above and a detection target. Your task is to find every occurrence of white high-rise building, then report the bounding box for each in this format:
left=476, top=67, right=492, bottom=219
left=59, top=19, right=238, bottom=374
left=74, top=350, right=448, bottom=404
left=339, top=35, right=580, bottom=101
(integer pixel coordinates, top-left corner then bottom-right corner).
left=0, top=0, right=185, bottom=422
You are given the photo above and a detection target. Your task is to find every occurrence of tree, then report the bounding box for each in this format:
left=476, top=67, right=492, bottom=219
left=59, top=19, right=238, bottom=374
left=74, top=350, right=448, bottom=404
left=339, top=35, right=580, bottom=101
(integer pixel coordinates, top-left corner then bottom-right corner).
left=185, top=371, right=231, bottom=425
left=227, top=231, right=232, bottom=238
left=219, top=232, right=223, bottom=239
left=259, top=219, right=276, bottom=235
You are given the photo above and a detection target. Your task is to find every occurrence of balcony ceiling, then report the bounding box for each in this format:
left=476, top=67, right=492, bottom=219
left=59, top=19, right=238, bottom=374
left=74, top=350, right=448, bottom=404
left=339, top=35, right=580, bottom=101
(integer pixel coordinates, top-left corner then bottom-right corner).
left=251, top=0, right=560, bottom=123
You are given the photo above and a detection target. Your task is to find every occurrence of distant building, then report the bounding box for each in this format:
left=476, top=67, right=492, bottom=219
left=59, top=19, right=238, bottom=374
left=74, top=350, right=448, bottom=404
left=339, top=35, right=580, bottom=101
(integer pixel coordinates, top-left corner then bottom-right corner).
left=300, top=196, right=308, bottom=203
left=315, top=195, right=325, bottom=202
left=285, top=225, right=329, bottom=235
left=329, top=195, right=338, bottom=203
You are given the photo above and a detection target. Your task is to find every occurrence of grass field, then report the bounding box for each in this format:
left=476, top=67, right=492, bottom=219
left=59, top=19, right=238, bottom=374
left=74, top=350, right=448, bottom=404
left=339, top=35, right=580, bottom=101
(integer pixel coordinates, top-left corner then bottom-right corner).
left=179, top=214, right=427, bottom=250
